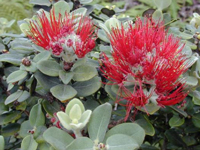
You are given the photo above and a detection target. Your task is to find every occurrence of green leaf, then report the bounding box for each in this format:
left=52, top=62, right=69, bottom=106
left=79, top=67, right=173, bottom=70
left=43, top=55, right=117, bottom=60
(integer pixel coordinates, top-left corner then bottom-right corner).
left=135, top=115, right=155, bottom=136
left=29, top=0, right=51, bottom=6
left=165, top=129, right=187, bottom=147
left=71, top=8, right=87, bottom=16
left=59, top=70, right=74, bottom=84
left=153, top=0, right=172, bottom=10
left=53, top=1, right=71, bottom=16
left=88, top=103, right=112, bottom=142
left=105, top=123, right=145, bottom=146
left=34, top=70, right=61, bottom=91
left=29, top=103, right=45, bottom=127
left=169, top=115, right=185, bottom=127
left=37, top=60, right=62, bottom=77
left=152, top=9, right=163, bottom=21
left=73, top=76, right=101, bottom=97
left=73, top=65, right=97, bottom=81
left=1, top=123, right=20, bottom=137
left=98, top=29, right=110, bottom=43
left=79, top=0, right=93, bottom=4
left=106, top=134, right=139, bottom=150
left=42, top=100, right=61, bottom=117
left=18, top=91, right=30, bottom=102
left=50, top=84, right=77, bottom=102
left=4, top=90, right=23, bottom=105
left=66, top=137, right=93, bottom=150
left=43, top=127, right=73, bottom=150
left=192, top=113, right=200, bottom=128
left=0, top=54, right=24, bottom=65
left=33, top=51, right=51, bottom=63
left=6, top=70, right=27, bottom=83
left=0, top=111, right=21, bottom=125
left=182, top=136, right=196, bottom=146
left=186, top=76, right=198, bottom=86
left=19, top=121, right=33, bottom=138
left=0, top=135, right=4, bottom=150
left=21, top=135, right=38, bottom=150
left=168, top=106, right=188, bottom=117
left=38, top=143, right=54, bottom=150
left=20, top=62, right=37, bottom=72
left=105, top=18, right=121, bottom=31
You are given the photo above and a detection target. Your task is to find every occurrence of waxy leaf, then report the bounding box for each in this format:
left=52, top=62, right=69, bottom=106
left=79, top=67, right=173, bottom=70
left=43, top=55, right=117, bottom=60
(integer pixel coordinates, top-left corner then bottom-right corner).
left=106, top=134, right=139, bottom=150
left=169, top=115, right=185, bottom=127
left=50, top=84, right=77, bottom=102
left=1, top=123, right=20, bottom=137
left=153, top=0, right=172, bottom=10
left=66, top=137, right=93, bottom=150
left=42, top=100, right=60, bottom=117
left=29, top=103, right=45, bottom=127
left=4, top=90, right=23, bottom=105
left=135, top=115, right=155, bottom=136
left=73, top=76, right=101, bottom=97
left=18, top=91, right=30, bottom=102
left=37, top=60, right=62, bottom=77
left=192, top=113, right=200, bottom=128
left=165, top=129, right=187, bottom=147
left=21, top=135, right=38, bottom=150
left=0, top=111, right=21, bottom=125
left=73, top=65, right=97, bottom=81
left=29, top=0, right=51, bottom=6
left=43, top=127, right=73, bottom=150
left=33, top=51, right=51, bottom=63
left=53, top=1, right=71, bottom=16
left=0, top=54, right=24, bottom=65
left=105, top=123, right=145, bottom=146
left=34, top=70, right=61, bottom=91
left=0, top=135, right=4, bottom=150
left=59, top=70, right=74, bottom=84
left=6, top=70, right=27, bottom=83
left=88, top=103, right=112, bottom=142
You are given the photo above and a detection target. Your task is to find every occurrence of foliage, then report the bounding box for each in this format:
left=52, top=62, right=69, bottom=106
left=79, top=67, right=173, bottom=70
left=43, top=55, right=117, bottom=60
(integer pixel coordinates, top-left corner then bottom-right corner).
left=0, top=0, right=200, bottom=150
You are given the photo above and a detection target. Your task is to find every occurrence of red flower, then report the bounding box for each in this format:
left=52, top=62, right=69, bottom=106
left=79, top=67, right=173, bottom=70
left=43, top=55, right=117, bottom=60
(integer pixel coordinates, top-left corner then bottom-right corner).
left=101, top=18, right=190, bottom=120
left=27, top=8, right=96, bottom=59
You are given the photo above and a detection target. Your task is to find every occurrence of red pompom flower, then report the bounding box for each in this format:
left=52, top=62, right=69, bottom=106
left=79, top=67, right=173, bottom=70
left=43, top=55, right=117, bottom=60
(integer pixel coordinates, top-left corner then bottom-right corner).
left=26, top=8, right=96, bottom=61
left=101, top=18, right=190, bottom=120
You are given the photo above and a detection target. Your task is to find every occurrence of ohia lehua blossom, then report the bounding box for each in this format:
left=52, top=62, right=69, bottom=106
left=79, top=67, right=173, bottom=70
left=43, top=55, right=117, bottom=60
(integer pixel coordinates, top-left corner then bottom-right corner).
left=24, top=8, right=96, bottom=63
left=101, top=18, right=191, bottom=120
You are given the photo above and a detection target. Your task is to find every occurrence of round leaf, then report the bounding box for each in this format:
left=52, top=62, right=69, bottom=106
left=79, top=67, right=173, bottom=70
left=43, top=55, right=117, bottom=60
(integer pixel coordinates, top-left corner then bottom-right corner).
left=43, top=127, right=73, bottom=150
left=169, top=115, right=185, bottom=127
left=59, top=70, right=74, bottom=84
left=153, top=0, right=172, bottom=10
left=21, top=135, right=38, bottom=150
left=50, top=84, right=77, bottom=102
left=73, top=65, right=97, bottom=81
left=53, top=1, right=71, bottom=16
left=37, top=60, right=62, bottom=77
left=73, top=76, right=101, bottom=97
left=105, top=123, right=145, bottom=146
left=106, top=134, right=139, bottom=150
left=66, top=137, right=93, bottom=150
left=192, top=113, right=200, bottom=128
left=33, top=51, right=51, bottom=63
left=135, top=116, right=155, bottom=136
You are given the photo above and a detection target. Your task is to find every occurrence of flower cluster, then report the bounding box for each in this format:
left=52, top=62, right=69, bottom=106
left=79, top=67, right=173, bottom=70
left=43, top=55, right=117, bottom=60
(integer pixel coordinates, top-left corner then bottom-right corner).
left=27, top=8, right=96, bottom=62
left=101, top=18, right=190, bottom=120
